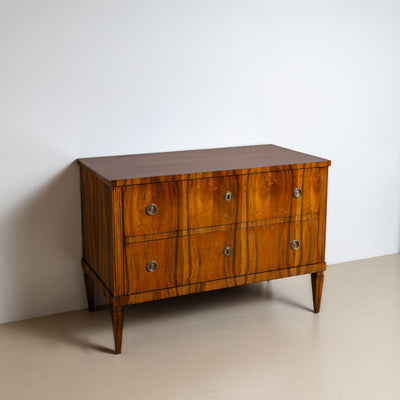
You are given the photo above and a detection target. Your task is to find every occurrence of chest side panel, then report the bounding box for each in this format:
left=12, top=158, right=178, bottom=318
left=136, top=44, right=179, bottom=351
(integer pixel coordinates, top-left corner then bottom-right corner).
left=80, top=166, right=114, bottom=292
left=317, top=167, right=329, bottom=262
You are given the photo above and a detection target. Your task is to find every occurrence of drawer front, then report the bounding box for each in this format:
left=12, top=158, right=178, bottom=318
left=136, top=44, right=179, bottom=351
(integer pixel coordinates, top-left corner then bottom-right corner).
left=123, top=181, right=180, bottom=237
left=242, top=168, right=322, bottom=222
left=186, top=175, right=238, bottom=230
left=235, top=219, right=320, bottom=276
left=122, top=167, right=324, bottom=237
left=123, top=219, right=320, bottom=294
left=124, top=230, right=235, bottom=293
left=123, top=176, right=238, bottom=237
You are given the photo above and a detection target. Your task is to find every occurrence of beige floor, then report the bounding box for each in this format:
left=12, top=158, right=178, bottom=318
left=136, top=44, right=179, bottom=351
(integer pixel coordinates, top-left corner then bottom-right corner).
left=0, top=254, right=399, bottom=400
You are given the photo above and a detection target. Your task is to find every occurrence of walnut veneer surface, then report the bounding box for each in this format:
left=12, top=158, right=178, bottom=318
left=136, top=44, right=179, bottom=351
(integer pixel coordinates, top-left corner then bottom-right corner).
left=78, top=144, right=330, bottom=354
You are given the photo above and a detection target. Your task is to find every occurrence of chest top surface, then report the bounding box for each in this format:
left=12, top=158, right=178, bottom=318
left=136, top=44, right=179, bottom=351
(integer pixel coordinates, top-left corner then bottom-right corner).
left=78, top=144, right=330, bottom=185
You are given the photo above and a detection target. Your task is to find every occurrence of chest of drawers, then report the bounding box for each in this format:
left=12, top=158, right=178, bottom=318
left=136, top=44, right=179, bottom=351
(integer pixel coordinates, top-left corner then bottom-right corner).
left=78, top=144, right=330, bottom=354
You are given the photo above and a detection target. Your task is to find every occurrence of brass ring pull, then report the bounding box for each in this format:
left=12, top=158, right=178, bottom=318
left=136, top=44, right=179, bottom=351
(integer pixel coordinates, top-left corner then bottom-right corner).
left=223, top=246, right=233, bottom=256
left=291, top=240, right=300, bottom=250
left=293, top=188, right=302, bottom=198
left=146, top=203, right=158, bottom=216
left=146, top=261, right=158, bottom=272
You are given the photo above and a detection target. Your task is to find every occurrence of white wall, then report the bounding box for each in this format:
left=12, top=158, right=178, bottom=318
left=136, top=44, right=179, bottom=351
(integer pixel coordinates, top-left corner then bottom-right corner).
left=0, top=0, right=399, bottom=324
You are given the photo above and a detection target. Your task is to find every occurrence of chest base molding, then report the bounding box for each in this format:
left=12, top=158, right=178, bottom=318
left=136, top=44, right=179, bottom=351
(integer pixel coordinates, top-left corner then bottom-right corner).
left=82, top=258, right=326, bottom=308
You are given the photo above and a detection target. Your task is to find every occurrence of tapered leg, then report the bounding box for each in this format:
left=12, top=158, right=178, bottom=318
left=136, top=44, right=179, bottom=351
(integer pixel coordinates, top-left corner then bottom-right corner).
left=111, top=305, right=124, bottom=355
left=311, top=272, right=324, bottom=313
left=83, top=272, right=95, bottom=312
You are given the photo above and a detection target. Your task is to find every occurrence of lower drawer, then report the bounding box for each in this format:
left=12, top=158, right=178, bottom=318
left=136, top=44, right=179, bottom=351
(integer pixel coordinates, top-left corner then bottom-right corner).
left=234, top=219, right=319, bottom=275
left=124, top=230, right=235, bottom=293
left=123, top=220, right=320, bottom=294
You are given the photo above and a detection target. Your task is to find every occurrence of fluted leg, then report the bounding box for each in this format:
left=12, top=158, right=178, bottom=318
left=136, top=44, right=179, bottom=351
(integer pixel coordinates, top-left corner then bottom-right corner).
left=83, top=272, right=95, bottom=312
left=311, top=272, right=324, bottom=313
left=111, top=305, right=124, bottom=354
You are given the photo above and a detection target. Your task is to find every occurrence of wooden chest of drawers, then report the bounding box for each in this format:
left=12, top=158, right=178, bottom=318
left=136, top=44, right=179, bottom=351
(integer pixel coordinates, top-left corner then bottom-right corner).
left=78, top=145, right=330, bottom=354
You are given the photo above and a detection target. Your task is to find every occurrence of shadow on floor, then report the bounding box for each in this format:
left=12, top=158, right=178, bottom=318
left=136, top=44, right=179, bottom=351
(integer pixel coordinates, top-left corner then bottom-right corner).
left=121, top=280, right=313, bottom=324
left=3, top=280, right=313, bottom=354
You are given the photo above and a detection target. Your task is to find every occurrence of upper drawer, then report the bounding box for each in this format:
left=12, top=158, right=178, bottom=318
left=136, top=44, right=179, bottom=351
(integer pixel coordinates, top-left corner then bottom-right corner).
left=243, top=168, right=322, bottom=221
left=123, top=175, right=238, bottom=237
left=122, top=168, right=324, bottom=238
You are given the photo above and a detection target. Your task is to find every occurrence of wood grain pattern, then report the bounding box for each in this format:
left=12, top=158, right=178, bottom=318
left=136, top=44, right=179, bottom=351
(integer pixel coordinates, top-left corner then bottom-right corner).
left=111, top=305, right=123, bottom=355
left=301, top=167, right=323, bottom=215
left=116, top=263, right=326, bottom=306
left=112, top=187, right=124, bottom=296
left=123, top=214, right=317, bottom=244
left=123, top=220, right=321, bottom=295
left=122, top=168, right=325, bottom=239
left=185, top=175, right=238, bottom=230
left=78, top=144, right=330, bottom=354
left=317, top=167, right=329, bottom=262
left=244, top=170, right=292, bottom=221
left=124, top=230, right=236, bottom=293
left=123, top=175, right=239, bottom=237
left=235, top=220, right=320, bottom=277
left=80, top=165, right=114, bottom=292
left=311, top=271, right=324, bottom=313
left=78, top=144, right=330, bottom=186
left=238, top=168, right=323, bottom=223
left=123, top=180, right=180, bottom=237
left=81, top=259, right=113, bottom=303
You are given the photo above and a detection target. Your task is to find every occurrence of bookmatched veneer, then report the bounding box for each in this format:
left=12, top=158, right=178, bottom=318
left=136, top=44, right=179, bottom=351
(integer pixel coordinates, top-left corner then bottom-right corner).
left=79, top=145, right=330, bottom=354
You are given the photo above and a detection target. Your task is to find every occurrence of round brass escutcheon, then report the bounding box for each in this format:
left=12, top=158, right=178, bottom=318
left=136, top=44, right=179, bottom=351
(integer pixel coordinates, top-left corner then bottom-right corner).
left=223, top=246, right=233, bottom=256
left=146, top=260, right=158, bottom=272
left=146, top=203, right=158, bottom=216
left=224, top=191, right=233, bottom=201
left=291, top=240, right=300, bottom=250
left=293, top=188, right=302, bottom=198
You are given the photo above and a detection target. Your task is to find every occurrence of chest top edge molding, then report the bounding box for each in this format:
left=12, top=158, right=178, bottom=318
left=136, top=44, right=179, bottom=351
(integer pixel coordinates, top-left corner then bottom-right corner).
left=77, top=144, right=331, bottom=186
